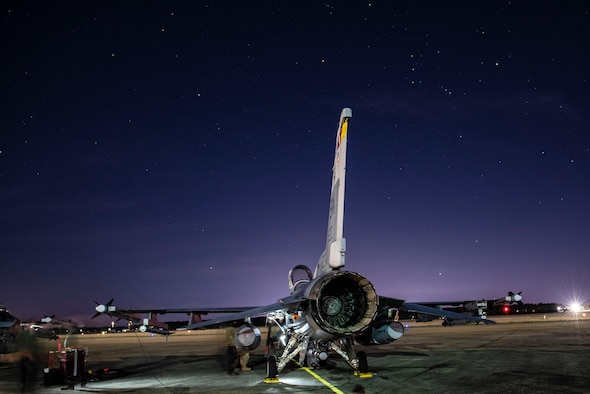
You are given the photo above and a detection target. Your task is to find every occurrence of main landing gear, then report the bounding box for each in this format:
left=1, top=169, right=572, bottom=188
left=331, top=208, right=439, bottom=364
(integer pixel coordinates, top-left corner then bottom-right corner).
left=264, top=337, right=373, bottom=382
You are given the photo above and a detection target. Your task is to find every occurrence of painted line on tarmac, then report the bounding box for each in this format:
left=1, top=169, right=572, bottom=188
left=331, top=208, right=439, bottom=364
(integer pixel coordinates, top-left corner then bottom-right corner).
left=299, top=366, right=345, bottom=394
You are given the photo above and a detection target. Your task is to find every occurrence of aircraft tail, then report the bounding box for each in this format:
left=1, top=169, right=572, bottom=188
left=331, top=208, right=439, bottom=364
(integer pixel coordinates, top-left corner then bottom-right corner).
left=314, top=108, right=352, bottom=277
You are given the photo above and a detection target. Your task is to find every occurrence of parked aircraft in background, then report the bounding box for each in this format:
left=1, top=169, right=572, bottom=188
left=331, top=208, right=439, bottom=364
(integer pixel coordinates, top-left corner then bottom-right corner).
left=0, top=305, right=20, bottom=354
left=29, top=315, right=80, bottom=341
left=94, top=108, right=494, bottom=381
left=1, top=305, right=81, bottom=351
left=492, top=291, right=523, bottom=314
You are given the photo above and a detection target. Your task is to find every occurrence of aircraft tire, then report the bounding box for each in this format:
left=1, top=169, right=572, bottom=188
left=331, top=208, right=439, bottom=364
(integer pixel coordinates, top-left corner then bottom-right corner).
left=357, top=351, right=368, bottom=374
left=267, top=355, right=278, bottom=378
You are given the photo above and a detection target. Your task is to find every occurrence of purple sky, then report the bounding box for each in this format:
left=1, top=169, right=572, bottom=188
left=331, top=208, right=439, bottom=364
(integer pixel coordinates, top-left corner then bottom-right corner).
left=2, top=2, right=589, bottom=326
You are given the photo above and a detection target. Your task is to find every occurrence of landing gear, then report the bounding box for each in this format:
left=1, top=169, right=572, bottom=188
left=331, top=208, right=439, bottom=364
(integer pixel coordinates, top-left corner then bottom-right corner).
left=357, top=351, right=368, bottom=374
left=261, top=318, right=374, bottom=382
left=354, top=350, right=373, bottom=378
left=264, top=355, right=279, bottom=383
left=267, top=355, right=278, bottom=378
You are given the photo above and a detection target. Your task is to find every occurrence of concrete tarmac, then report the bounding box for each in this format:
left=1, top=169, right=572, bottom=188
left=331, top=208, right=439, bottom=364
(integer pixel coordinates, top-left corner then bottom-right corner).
left=1, top=313, right=589, bottom=393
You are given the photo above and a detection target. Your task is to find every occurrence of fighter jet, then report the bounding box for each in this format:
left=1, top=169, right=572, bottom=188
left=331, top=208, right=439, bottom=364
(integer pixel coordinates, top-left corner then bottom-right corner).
left=94, top=108, right=494, bottom=380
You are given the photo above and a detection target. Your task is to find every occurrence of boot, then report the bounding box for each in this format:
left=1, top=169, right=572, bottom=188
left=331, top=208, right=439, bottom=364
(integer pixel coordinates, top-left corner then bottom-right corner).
left=240, top=353, right=251, bottom=371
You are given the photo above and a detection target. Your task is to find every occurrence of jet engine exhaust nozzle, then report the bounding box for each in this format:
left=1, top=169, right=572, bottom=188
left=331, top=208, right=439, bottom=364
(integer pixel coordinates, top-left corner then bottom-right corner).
left=305, top=271, right=378, bottom=337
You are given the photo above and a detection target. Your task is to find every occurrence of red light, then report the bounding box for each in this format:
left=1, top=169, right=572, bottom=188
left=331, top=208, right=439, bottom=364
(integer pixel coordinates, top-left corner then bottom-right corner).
left=503, top=306, right=510, bottom=313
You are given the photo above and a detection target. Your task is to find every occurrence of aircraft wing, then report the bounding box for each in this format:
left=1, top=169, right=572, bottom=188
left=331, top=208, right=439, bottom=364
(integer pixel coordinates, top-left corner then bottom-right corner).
left=180, top=294, right=307, bottom=330
left=378, top=296, right=494, bottom=324
left=94, top=297, right=307, bottom=331
left=401, top=302, right=495, bottom=324
left=93, top=299, right=259, bottom=320
left=107, top=307, right=259, bottom=315
left=180, top=302, right=285, bottom=330
left=92, top=299, right=271, bottom=335
left=404, top=300, right=473, bottom=307
left=384, top=292, right=523, bottom=308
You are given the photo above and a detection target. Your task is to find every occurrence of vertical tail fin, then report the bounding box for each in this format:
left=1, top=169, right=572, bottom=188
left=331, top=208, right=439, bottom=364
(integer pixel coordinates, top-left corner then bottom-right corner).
left=314, top=108, right=352, bottom=277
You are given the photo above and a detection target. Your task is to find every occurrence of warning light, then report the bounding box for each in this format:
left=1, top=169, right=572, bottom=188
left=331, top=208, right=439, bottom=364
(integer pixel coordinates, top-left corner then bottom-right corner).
left=503, top=306, right=510, bottom=314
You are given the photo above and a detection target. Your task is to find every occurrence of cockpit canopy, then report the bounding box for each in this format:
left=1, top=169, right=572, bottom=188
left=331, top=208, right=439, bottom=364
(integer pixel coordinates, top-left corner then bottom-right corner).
left=288, top=265, right=313, bottom=294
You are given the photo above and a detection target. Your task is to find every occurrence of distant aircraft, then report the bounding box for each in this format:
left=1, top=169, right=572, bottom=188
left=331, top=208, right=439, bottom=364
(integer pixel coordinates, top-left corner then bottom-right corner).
left=94, top=108, right=494, bottom=380
left=1, top=306, right=79, bottom=352
left=30, top=315, right=80, bottom=341
left=490, top=291, right=524, bottom=314
left=493, top=291, right=523, bottom=307
left=0, top=304, right=20, bottom=354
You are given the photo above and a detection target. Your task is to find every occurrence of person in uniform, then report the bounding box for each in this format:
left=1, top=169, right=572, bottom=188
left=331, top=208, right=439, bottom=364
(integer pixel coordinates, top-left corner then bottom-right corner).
left=16, top=325, right=40, bottom=393
left=225, top=323, right=240, bottom=374
left=225, top=320, right=252, bottom=373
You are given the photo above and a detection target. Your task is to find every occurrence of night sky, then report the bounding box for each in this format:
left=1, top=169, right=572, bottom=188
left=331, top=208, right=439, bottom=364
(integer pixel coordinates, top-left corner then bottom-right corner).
left=2, top=2, right=589, bottom=326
